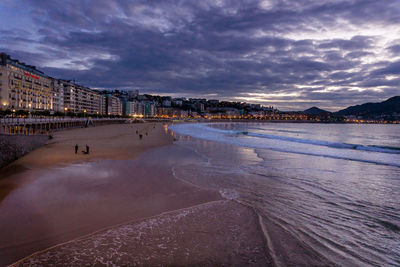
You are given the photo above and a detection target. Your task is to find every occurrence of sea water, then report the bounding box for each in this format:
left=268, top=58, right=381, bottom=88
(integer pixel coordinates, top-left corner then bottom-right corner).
left=169, top=122, right=400, bottom=266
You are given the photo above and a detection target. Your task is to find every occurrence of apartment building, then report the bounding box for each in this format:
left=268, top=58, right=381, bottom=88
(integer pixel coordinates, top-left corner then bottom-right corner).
left=105, top=93, right=122, bottom=115
left=122, top=100, right=137, bottom=116
left=62, top=80, right=103, bottom=114
left=144, top=101, right=156, bottom=117
left=0, top=53, right=53, bottom=111
left=157, top=107, right=188, bottom=118
left=51, top=78, right=64, bottom=112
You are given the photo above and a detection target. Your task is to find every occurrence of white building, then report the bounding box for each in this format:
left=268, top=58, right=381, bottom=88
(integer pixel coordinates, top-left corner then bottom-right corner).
left=62, top=80, right=104, bottom=114
left=0, top=53, right=53, bottom=111
left=51, top=78, right=64, bottom=112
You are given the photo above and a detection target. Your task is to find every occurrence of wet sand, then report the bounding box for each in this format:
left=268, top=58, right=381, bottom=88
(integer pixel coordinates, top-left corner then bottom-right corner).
left=0, top=123, right=224, bottom=266
left=0, top=123, right=171, bottom=202
left=0, top=123, right=276, bottom=266
left=7, top=122, right=173, bottom=169
left=12, top=200, right=273, bottom=266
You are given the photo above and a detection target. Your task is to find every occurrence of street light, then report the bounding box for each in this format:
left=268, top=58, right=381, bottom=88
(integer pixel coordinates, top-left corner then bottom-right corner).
left=64, top=107, right=68, bottom=117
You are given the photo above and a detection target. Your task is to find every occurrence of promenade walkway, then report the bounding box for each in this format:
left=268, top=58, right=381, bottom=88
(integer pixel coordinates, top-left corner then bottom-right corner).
left=0, top=117, right=126, bottom=135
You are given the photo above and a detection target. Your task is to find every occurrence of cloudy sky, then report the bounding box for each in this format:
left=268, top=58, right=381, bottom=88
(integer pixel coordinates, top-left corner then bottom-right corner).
left=1, top=0, right=399, bottom=111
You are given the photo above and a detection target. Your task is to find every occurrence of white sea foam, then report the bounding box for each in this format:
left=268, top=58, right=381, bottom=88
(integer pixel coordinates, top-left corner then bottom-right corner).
left=246, top=132, right=400, bottom=154
left=219, top=189, right=239, bottom=200
left=169, top=123, right=400, bottom=168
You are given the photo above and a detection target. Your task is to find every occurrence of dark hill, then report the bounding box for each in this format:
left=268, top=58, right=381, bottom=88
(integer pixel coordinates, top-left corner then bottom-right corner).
left=337, top=96, right=400, bottom=116
left=303, top=107, right=330, bottom=115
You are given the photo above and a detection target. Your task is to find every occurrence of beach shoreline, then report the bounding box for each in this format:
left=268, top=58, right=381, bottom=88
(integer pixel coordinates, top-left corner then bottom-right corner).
left=1, top=122, right=279, bottom=266
left=11, top=200, right=273, bottom=266
left=1, top=122, right=229, bottom=266
left=0, top=122, right=173, bottom=205
left=0, top=121, right=359, bottom=266
left=1, top=122, right=173, bottom=170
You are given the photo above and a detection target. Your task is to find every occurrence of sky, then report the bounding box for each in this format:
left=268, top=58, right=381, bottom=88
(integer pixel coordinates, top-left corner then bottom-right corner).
left=0, top=0, right=399, bottom=111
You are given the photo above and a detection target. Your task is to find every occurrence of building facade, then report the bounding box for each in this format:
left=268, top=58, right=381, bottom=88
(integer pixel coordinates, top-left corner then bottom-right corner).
left=144, top=102, right=156, bottom=117
left=157, top=107, right=188, bottom=118
left=51, top=78, right=64, bottom=112
left=0, top=53, right=53, bottom=111
left=122, top=100, right=135, bottom=116
left=62, top=80, right=103, bottom=114
left=105, top=94, right=122, bottom=115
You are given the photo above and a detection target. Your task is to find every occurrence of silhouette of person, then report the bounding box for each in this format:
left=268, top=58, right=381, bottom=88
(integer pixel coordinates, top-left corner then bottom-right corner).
left=139, top=134, right=143, bottom=140
left=75, top=144, right=78, bottom=154
left=86, top=144, right=90, bottom=154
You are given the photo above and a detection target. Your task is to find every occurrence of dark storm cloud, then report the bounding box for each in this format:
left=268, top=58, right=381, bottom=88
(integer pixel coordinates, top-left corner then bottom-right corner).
left=1, top=0, right=399, bottom=110
left=372, top=60, right=400, bottom=75
left=387, top=44, right=400, bottom=54
left=318, top=36, right=374, bottom=50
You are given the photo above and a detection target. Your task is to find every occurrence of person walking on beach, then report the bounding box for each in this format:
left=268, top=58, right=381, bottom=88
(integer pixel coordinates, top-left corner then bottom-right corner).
left=75, top=144, right=78, bottom=154
left=86, top=144, right=90, bottom=154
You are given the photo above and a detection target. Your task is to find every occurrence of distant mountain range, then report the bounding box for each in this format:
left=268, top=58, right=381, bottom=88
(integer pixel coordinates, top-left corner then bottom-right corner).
left=303, top=96, right=400, bottom=118
left=336, top=96, right=400, bottom=116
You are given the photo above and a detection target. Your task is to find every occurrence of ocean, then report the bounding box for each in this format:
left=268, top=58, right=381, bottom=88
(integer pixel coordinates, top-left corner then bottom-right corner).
left=1, top=122, right=399, bottom=265
left=169, top=122, right=400, bottom=266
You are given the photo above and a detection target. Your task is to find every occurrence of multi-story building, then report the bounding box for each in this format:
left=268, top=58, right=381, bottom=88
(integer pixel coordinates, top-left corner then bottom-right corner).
left=172, top=98, right=183, bottom=107
left=122, top=100, right=156, bottom=117
left=51, top=78, right=64, bottom=112
left=136, top=101, right=145, bottom=116
left=105, top=93, right=122, bottom=115
left=144, top=101, right=156, bottom=117
left=128, top=89, right=139, bottom=99
left=99, top=94, right=106, bottom=115
left=0, top=53, right=53, bottom=111
left=62, top=79, right=103, bottom=114
left=162, top=99, right=171, bottom=107
left=157, top=107, right=188, bottom=118
left=122, top=99, right=135, bottom=116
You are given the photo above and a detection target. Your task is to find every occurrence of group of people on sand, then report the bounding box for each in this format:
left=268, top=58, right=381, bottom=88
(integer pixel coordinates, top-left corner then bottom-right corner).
left=135, top=123, right=157, bottom=140
left=75, top=144, right=90, bottom=155
left=136, top=129, right=149, bottom=140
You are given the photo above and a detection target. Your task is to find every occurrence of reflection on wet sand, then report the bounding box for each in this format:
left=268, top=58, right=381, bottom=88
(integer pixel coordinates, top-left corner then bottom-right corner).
left=0, top=150, right=221, bottom=266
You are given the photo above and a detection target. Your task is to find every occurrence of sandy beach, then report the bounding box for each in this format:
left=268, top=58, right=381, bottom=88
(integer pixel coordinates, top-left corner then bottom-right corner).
left=0, top=123, right=274, bottom=266
left=0, top=123, right=172, bottom=204
left=12, top=200, right=273, bottom=266
left=8, top=122, right=173, bottom=169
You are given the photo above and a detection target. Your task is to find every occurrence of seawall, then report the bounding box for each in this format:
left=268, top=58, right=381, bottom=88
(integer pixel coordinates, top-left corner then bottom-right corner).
left=0, top=134, right=48, bottom=169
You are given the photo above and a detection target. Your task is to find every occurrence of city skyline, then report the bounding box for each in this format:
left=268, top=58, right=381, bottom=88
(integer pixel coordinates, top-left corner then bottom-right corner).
left=1, top=0, right=399, bottom=111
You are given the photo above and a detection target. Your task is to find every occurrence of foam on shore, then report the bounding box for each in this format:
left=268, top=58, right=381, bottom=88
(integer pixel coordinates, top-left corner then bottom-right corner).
left=12, top=200, right=273, bottom=266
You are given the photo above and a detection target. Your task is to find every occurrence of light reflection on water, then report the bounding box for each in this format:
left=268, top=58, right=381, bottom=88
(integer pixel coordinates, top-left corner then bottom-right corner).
left=1, top=122, right=398, bottom=266
left=170, top=122, right=400, bottom=266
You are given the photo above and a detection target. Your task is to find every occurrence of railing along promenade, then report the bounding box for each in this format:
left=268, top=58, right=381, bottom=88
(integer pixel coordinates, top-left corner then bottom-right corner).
left=0, top=117, right=127, bottom=135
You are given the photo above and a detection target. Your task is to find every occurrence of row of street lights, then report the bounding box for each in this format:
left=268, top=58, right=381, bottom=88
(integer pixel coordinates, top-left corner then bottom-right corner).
left=64, top=107, right=87, bottom=117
